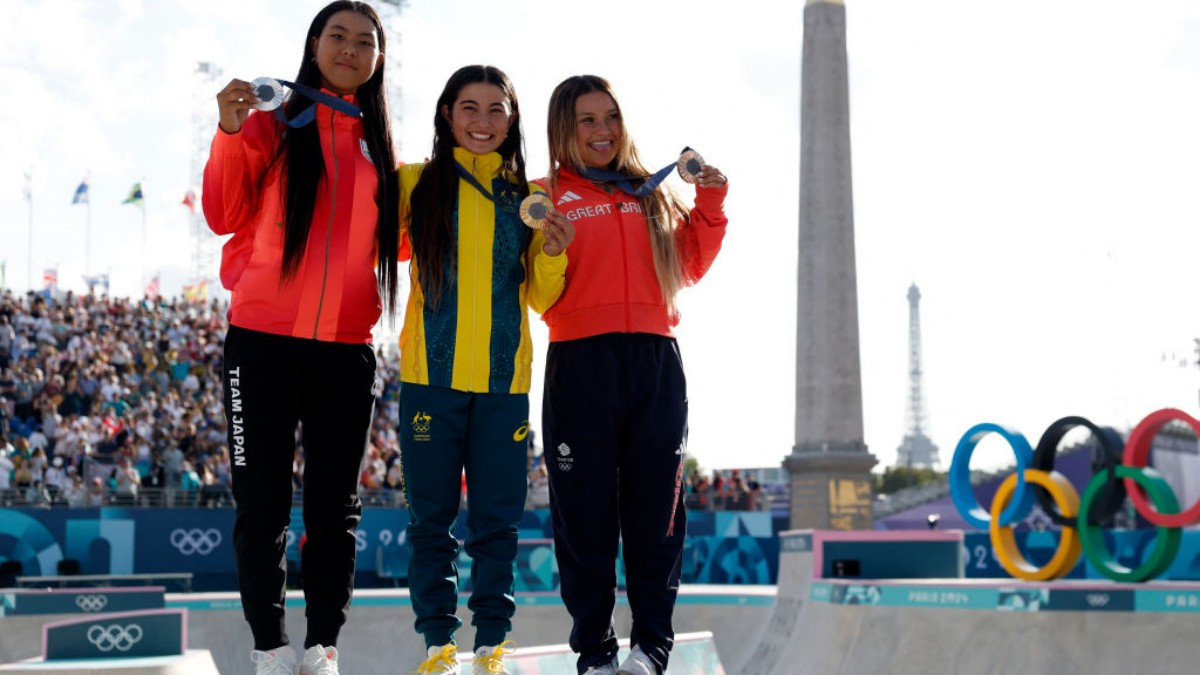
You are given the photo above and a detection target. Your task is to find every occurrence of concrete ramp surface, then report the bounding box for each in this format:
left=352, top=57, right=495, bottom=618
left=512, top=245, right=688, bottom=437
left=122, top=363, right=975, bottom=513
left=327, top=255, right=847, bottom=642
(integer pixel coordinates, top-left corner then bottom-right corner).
left=725, top=530, right=1200, bottom=675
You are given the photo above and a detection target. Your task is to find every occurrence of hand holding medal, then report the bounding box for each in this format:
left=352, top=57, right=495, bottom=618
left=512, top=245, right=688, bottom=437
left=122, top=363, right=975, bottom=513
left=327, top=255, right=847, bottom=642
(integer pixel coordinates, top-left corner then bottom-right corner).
left=580, top=147, right=727, bottom=194
left=215, top=76, right=363, bottom=134
left=215, top=78, right=262, bottom=134
left=520, top=193, right=574, bottom=257
left=677, top=148, right=728, bottom=189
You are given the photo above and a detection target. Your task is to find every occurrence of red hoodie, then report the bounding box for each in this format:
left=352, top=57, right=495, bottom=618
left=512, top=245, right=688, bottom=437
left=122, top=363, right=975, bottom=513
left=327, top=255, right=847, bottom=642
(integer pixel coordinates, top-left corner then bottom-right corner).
left=202, top=95, right=382, bottom=344
left=538, top=168, right=728, bottom=342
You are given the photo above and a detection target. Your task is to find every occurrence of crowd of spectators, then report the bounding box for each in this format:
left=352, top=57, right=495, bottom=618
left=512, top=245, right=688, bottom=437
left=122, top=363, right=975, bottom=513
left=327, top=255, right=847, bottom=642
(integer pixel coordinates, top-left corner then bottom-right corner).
left=0, top=289, right=235, bottom=508
left=0, top=288, right=412, bottom=510
left=686, top=468, right=770, bottom=511
left=0, top=288, right=775, bottom=513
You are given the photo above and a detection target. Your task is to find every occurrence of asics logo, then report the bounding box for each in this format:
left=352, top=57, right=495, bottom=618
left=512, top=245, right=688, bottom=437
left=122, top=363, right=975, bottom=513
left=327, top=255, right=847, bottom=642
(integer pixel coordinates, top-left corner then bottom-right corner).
left=75, top=594, right=108, bottom=612
left=87, top=624, right=143, bottom=652
left=513, top=423, right=529, bottom=442
left=556, top=191, right=582, bottom=206
left=170, top=528, right=222, bottom=556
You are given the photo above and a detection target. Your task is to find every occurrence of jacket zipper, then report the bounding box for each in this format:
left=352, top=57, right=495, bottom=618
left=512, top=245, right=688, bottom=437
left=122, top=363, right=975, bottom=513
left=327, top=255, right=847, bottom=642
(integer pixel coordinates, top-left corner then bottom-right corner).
left=470, top=156, right=480, bottom=388
left=616, top=189, right=631, bottom=331
left=312, top=117, right=338, bottom=339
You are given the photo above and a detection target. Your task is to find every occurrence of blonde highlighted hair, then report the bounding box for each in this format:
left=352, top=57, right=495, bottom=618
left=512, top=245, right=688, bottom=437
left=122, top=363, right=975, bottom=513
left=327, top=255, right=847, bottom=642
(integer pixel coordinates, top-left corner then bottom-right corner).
left=546, top=75, right=690, bottom=314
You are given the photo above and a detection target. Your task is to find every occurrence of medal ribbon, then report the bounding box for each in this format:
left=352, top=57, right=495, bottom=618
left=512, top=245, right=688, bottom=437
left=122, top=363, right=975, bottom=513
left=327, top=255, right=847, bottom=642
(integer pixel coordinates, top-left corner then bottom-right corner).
left=577, top=146, right=694, bottom=197
left=271, top=78, right=362, bottom=128
left=454, top=162, right=518, bottom=210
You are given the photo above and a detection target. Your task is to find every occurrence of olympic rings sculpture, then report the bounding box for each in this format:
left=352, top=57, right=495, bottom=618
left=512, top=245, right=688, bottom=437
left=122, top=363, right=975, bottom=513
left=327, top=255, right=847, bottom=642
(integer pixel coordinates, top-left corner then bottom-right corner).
left=949, top=408, right=1198, bottom=582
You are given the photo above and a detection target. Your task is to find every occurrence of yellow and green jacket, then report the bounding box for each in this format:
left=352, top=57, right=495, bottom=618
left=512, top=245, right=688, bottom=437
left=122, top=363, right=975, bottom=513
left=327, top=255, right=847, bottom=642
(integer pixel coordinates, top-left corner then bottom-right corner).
left=398, top=147, right=566, bottom=394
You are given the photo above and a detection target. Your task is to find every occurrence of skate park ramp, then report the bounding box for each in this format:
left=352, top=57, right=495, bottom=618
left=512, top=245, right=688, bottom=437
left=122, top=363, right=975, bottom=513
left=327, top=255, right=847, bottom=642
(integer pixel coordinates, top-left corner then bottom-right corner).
left=730, top=529, right=1200, bottom=675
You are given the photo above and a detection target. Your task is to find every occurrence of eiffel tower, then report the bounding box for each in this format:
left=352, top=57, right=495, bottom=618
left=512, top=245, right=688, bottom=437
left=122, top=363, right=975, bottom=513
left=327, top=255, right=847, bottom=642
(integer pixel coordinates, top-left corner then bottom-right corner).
left=896, top=283, right=940, bottom=468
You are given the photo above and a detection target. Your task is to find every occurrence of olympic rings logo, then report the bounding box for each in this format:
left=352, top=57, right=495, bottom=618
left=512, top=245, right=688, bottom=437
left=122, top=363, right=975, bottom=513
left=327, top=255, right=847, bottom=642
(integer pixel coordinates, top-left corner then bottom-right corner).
left=86, top=623, right=143, bottom=652
left=169, top=528, right=223, bottom=556
left=950, top=408, right=1198, bottom=582
left=74, top=594, right=109, bottom=612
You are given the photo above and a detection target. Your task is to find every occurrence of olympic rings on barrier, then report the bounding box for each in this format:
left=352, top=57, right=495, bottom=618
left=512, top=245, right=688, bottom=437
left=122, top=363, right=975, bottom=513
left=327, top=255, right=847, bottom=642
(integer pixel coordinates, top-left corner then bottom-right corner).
left=951, top=409, right=1198, bottom=583
left=169, top=528, right=222, bottom=556
left=86, top=623, right=143, bottom=652
left=74, top=594, right=109, bottom=612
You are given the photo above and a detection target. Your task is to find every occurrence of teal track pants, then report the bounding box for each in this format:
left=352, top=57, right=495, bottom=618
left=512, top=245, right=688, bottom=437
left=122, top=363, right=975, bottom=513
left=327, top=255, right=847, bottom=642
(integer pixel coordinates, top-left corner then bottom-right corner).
left=398, top=382, right=530, bottom=650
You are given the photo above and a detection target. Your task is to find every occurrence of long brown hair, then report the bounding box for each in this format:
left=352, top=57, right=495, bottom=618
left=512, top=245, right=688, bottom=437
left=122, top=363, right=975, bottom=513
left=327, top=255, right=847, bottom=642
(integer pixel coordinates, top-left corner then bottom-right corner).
left=409, top=65, right=528, bottom=310
left=546, top=75, right=688, bottom=313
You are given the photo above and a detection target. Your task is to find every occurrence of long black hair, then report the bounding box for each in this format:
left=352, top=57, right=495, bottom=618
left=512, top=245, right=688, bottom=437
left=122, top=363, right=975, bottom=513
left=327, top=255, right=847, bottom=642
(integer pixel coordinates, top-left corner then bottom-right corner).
left=409, top=65, right=528, bottom=310
left=264, top=0, right=400, bottom=314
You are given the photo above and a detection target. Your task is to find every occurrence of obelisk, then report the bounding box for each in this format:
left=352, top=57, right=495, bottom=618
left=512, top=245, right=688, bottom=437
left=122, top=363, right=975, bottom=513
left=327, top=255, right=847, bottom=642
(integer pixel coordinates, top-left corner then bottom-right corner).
left=785, top=0, right=878, bottom=530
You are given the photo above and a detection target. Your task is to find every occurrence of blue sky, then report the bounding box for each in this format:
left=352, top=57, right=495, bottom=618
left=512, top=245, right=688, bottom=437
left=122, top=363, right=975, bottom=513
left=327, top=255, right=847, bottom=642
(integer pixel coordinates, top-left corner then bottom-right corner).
left=2, top=0, right=1200, bottom=473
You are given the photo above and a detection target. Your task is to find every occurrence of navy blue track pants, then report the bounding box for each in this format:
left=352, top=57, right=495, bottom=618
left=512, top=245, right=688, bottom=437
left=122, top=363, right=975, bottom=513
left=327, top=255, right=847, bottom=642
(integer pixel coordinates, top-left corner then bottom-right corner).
left=542, top=333, right=688, bottom=675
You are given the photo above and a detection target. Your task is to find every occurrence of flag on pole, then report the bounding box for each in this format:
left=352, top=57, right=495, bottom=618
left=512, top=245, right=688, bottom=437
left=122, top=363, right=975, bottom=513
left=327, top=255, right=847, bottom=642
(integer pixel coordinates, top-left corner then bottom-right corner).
left=181, top=186, right=200, bottom=213
left=83, top=273, right=110, bottom=295
left=182, top=279, right=209, bottom=303
left=145, top=275, right=160, bottom=300
left=43, top=268, right=58, bottom=292
left=72, top=179, right=89, bottom=205
left=122, top=182, right=144, bottom=207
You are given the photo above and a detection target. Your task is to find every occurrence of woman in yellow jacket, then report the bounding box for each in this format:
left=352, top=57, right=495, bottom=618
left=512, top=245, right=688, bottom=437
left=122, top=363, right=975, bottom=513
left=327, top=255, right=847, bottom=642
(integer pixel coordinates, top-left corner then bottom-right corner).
left=397, top=65, right=573, bottom=675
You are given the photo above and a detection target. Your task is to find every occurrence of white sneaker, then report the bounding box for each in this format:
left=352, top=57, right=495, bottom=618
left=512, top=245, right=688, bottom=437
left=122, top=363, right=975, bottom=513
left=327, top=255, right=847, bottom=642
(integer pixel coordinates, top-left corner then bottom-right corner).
left=617, top=645, right=659, bottom=675
left=472, top=641, right=515, bottom=674
left=251, top=645, right=298, bottom=675
left=300, top=645, right=339, bottom=675
left=416, top=643, right=460, bottom=674
left=583, top=657, right=619, bottom=675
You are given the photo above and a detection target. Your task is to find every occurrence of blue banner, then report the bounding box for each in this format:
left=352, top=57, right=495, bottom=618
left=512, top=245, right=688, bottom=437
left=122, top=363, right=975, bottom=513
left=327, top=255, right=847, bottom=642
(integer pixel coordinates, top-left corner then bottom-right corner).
left=0, top=508, right=786, bottom=590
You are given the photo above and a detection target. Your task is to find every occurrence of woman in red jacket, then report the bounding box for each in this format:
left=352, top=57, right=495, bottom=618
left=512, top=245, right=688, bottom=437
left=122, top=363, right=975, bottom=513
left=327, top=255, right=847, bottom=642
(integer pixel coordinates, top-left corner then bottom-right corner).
left=202, top=2, right=399, bottom=673
left=538, top=75, right=729, bottom=675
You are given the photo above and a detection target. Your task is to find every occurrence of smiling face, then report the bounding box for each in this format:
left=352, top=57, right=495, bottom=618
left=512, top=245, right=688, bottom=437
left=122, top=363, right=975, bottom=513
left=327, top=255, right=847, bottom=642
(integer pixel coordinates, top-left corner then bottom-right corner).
left=442, top=82, right=513, bottom=155
left=574, top=91, right=623, bottom=169
left=308, top=9, right=383, bottom=95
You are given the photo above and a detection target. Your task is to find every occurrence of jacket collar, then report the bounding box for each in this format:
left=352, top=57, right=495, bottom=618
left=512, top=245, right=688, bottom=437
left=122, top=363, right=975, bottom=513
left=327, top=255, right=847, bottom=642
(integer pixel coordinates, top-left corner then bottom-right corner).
left=315, top=88, right=361, bottom=126
left=453, top=147, right=504, bottom=178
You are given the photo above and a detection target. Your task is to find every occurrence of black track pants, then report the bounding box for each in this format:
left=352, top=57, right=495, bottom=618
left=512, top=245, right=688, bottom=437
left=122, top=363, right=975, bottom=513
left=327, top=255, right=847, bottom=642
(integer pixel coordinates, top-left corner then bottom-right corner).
left=223, top=325, right=377, bottom=650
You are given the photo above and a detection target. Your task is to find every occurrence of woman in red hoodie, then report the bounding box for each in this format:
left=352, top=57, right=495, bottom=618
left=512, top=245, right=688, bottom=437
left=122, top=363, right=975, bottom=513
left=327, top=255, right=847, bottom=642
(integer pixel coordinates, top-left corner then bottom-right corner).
left=202, top=2, right=399, bottom=673
left=537, top=75, right=729, bottom=675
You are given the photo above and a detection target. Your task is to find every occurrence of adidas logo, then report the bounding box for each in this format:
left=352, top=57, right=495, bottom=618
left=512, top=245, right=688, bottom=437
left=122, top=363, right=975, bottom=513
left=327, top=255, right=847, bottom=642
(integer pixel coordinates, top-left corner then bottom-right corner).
left=557, top=191, right=582, bottom=206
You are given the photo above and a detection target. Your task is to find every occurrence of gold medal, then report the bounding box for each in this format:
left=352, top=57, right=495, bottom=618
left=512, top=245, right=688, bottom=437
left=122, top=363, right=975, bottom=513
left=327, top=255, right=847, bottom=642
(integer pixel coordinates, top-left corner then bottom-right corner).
left=519, top=193, right=553, bottom=229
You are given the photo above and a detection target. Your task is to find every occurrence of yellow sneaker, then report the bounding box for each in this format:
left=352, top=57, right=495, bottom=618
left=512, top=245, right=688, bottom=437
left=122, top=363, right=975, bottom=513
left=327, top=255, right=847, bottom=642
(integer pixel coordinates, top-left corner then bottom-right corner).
left=416, top=643, right=460, bottom=674
left=472, top=641, right=516, bottom=674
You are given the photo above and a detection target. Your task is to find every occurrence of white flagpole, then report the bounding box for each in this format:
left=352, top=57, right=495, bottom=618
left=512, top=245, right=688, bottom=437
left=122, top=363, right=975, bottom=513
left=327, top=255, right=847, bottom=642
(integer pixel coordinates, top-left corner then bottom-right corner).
left=141, top=201, right=148, bottom=290
left=24, top=169, right=32, bottom=291
left=86, top=195, right=92, bottom=276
